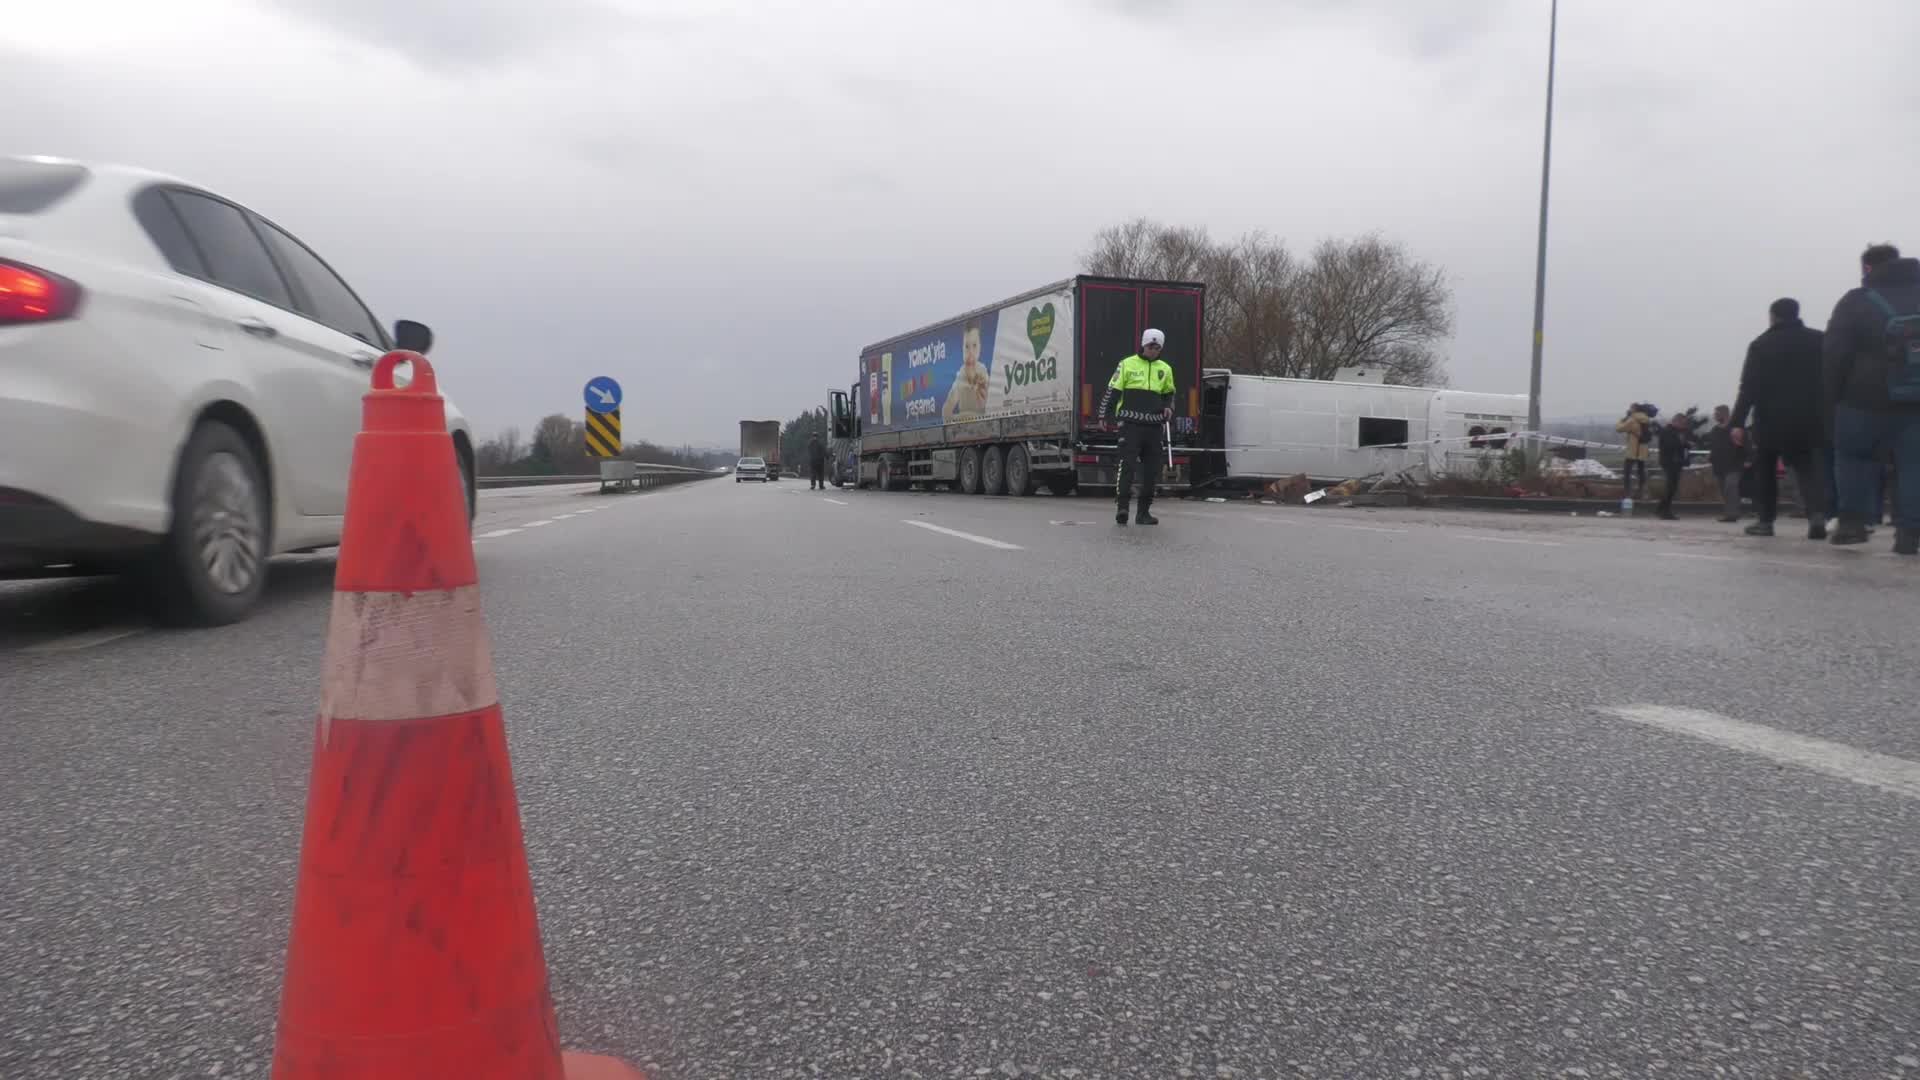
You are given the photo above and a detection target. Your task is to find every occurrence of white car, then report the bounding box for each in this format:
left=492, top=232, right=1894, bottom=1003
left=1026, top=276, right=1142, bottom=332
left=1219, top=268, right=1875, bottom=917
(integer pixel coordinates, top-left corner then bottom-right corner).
left=0, top=156, right=476, bottom=625
left=734, top=457, right=769, bottom=482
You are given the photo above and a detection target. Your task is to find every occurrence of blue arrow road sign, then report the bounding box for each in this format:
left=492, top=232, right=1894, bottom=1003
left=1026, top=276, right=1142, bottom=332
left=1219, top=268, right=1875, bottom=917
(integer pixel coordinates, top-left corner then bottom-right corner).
left=583, top=376, right=623, bottom=414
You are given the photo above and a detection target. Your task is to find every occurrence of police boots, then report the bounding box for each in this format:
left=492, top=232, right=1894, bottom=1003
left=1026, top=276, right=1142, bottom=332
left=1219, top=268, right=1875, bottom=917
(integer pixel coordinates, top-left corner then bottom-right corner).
left=1135, top=505, right=1159, bottom=526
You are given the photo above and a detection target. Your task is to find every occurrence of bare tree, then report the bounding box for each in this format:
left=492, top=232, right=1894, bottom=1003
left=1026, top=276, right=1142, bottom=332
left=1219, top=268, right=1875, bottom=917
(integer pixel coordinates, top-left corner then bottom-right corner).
left=1293, top=234, right=1452, bottom=386
left=1082, top=218, right=1212, bottom=282
left=1080, top=220, right=1453, bottom=387
left=474, top=426, right=525, bottom=474
left=530, top=413, right=586, bottom=473
left=496, top=426, right=524, bottom=465
left=1202, top=231, right=1299, bottom=377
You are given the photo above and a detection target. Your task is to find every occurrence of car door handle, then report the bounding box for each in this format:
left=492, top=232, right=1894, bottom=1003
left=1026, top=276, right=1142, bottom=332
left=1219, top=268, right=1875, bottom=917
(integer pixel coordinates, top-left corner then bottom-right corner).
left=237, top=317, right=279, bottom=338
left=350, top=351, right=378, bottom=368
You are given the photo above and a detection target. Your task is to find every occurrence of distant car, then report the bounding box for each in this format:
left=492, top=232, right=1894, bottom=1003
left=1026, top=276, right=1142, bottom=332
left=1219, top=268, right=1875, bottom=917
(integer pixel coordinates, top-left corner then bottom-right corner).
left=735, top=457, right=768, bottom=482
left=0, top=156, right=476, bottom=625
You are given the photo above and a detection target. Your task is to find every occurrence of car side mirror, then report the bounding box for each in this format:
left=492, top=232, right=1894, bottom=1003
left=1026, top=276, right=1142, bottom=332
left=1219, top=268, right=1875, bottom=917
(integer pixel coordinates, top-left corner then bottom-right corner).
left=394, top=320, right=433, bottom=355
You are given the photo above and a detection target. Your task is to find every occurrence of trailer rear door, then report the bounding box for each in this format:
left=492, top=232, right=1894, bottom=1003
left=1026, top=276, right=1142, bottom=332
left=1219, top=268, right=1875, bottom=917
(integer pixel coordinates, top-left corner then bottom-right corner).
left=1074, top=279, right=1205, bottom=439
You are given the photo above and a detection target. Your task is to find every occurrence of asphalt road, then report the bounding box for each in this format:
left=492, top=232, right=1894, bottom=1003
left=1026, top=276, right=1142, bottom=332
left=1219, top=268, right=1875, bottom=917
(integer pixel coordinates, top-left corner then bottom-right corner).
left=3, top=478, right=1917, bottom=1079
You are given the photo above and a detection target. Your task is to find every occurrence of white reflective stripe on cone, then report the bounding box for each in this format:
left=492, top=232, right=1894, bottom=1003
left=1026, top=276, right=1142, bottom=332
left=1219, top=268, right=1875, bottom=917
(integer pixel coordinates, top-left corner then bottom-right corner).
left=319, top=584, right=500, bottom=738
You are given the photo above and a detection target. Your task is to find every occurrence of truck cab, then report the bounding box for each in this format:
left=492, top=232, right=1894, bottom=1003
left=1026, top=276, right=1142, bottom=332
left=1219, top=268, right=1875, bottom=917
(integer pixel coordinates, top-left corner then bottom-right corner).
left=829, top=384, right=860, bottom=487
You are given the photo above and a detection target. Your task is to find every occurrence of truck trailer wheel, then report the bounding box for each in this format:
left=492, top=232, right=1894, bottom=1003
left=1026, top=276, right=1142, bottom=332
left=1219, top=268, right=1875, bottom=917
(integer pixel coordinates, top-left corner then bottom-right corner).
left=959, top=447, right=984, bottom=494
left=877, top=459, right=896, bottom=492
left=1004, top=445, right=1035, bottom=496
left=1045, top=475, right=1077, bottom=497
left=981, top=445, right=1008, bottom=496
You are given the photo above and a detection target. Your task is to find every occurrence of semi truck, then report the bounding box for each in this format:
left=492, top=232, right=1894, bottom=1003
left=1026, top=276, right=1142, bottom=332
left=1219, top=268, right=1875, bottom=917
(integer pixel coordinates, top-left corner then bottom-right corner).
left=828, top=276, right=1207, bottom=495
left=738, top=420, right=782, bottom=479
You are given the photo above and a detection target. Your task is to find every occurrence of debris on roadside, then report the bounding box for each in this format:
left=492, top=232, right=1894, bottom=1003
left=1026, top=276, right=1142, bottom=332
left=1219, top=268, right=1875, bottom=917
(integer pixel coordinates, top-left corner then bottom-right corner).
left=1262, top=473, right=1313, bottom=502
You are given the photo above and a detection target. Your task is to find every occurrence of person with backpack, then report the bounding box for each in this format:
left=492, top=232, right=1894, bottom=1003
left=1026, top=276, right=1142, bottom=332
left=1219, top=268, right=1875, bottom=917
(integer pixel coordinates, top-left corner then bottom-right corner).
left=1614, top=403, right=1653, bottom=506
left=1823, top=242, right=1920, bottom=552
left=1728, top=298, right=1829, bottom=539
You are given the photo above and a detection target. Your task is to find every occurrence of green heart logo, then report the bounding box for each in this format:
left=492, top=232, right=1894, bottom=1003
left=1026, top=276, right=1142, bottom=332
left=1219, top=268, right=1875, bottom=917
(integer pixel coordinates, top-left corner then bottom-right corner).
left=1026, top=303, right=1055, bottom=359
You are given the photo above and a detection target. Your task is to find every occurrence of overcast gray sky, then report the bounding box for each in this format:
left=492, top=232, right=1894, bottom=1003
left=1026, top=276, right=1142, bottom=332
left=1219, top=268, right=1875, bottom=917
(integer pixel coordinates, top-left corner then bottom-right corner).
left=11, top=0, right=1918, bottom=443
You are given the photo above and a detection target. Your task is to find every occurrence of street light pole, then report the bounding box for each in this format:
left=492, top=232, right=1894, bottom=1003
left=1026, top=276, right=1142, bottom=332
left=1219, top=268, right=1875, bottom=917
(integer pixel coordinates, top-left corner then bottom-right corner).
left=1527, top=0, right=1558, bottom=442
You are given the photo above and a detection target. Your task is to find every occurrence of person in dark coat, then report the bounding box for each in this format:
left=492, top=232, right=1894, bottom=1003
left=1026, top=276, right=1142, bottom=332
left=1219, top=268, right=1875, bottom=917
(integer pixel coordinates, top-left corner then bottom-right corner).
left=1706, top=404, right=1746, bottom=521
left=1824, top=242, right=1920, bottom=552
left=1653, top=412, right=1696, bottom=520
left=806, top=433, right=828, bottom=490
left=1729, top=297, right=1828, bottom=538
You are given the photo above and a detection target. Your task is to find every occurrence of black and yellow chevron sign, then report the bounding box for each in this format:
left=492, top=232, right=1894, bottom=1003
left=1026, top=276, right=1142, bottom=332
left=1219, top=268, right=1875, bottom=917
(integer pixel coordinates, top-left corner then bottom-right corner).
left=584, top=408, right=622, bottom=458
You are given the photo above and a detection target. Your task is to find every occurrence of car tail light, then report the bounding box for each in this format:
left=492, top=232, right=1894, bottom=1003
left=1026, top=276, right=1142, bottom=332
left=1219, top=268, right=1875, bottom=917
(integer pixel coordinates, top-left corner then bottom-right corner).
left=0, top=259, right=81, bottom=324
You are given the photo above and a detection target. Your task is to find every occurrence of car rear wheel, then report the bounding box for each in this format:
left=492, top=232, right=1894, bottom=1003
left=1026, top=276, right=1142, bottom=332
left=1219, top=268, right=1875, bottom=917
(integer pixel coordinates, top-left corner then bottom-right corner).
left=148, top=421, right=269, bottom=626
left=458, top=446, right=475, bottom=528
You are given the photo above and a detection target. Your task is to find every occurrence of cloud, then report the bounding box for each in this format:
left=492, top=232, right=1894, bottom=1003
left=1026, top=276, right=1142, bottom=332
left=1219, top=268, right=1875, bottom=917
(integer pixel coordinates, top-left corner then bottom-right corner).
left=1091, top=0, right=1510, bottom=60
left=261, top=0, right=697, bottom=70
left=5, top=0, right=1919, bottom=443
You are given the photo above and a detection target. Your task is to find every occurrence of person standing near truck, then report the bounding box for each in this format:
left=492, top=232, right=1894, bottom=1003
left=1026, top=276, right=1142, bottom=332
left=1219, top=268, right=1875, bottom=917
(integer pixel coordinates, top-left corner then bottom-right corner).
left=807, top=433, right=827, bottom=490
left=1100, top=328, right=1176, bottom=526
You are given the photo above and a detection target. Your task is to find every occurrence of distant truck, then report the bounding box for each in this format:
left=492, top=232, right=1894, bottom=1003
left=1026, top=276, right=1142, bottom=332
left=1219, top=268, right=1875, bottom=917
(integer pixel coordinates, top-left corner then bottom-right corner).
left=828, top=276, right=1206, bottom=494
left=738, top=420, right=782, bottom=479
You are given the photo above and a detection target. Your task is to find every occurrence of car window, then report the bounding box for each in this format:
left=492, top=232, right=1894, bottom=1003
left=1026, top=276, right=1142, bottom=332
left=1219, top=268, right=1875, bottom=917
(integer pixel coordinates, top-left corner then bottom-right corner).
left=0, top=160, right=90, bottom=214
left=255, top=220, right=384, bottom=346
left=131, top=187, right=208, bottom=278
left=164, top=191, right=292, bottom=307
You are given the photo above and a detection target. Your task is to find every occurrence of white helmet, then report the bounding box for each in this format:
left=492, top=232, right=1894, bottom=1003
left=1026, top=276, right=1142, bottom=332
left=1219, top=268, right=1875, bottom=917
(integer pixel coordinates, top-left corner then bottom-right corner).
left=1141, top=328, right=1165, bottom=348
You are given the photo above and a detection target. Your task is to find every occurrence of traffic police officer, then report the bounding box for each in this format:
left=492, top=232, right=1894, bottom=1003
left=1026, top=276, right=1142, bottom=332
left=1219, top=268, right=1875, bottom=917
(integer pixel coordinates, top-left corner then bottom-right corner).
left=1099, top=328, right=1177, bottom=525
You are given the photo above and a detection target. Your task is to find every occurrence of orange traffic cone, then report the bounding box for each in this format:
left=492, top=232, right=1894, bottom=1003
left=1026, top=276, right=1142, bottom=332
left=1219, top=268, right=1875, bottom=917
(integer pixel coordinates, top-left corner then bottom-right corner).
left=272, top=351, right=644, bottom=1080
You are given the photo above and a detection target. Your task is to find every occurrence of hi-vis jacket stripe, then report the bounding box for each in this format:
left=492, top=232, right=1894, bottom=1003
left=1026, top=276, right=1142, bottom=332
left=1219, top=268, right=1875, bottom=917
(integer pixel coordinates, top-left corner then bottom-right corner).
left=1099, top=353, right=1175, bottom=425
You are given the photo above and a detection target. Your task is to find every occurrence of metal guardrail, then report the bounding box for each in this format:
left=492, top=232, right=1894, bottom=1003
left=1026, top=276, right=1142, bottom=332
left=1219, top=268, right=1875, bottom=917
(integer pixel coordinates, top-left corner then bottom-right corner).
left=475, top=464, right=721, bottom=490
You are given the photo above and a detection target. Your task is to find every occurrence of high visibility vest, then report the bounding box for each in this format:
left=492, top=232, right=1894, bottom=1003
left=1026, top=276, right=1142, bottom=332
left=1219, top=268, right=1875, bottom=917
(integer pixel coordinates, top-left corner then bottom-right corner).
left=1102, top=353, right=1175, bottom=424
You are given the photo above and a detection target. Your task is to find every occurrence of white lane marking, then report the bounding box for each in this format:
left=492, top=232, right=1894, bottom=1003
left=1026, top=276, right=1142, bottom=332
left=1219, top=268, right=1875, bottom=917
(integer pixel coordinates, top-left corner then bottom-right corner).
left=476, top=528, right=521, bottom=539
left=522, top=519, right=555, bottom=528
left=1460, top=534, right=1563, bottom=547
left=824, top=498, right=849, bottom=506
left=1600, top=705, right=1920, bottom=802
left=23, top=627, right=146, bottom=653
left=1328, top=523, right=1408, bottom=535
left=903, top=520, right=1024, bottom=550
left=553, top=513, right=577, bottom=520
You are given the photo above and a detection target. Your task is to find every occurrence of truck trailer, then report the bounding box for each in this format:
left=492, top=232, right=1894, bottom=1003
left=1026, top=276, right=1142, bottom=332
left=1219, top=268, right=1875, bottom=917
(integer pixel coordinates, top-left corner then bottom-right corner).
left=828, top=276, right=1207, bottom=495
left=738, top=420, right=782, bottom=479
